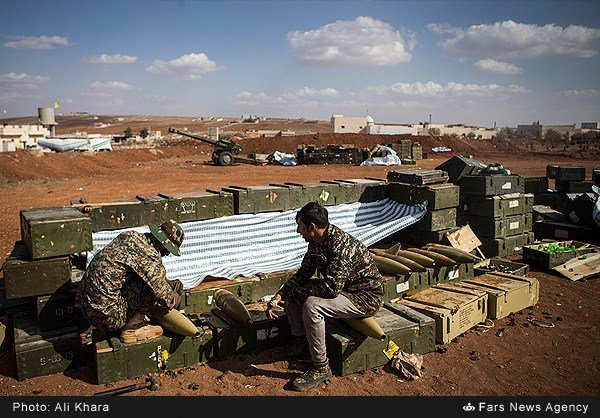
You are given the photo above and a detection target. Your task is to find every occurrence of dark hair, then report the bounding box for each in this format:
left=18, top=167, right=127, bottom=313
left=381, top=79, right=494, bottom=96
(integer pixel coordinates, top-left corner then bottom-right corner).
left=296, top=201, right=329, bottom=228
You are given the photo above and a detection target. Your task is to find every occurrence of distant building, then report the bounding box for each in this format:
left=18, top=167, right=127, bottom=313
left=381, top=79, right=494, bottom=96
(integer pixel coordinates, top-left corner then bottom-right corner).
left=581, top=122, right=598, bottom=130
left=516, top=121, right=543, bottom=138
left=331, top=115, right=369, bottom=133
left=0, top=124, right=50, bottom=152
left=542, top=124, right=578, bottom=139
left=365, top=124, right=418, bottom=136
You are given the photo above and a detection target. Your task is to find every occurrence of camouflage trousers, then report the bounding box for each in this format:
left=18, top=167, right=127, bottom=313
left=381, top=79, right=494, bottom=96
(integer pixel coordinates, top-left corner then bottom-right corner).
left=81, top=277, right=157, bottom=332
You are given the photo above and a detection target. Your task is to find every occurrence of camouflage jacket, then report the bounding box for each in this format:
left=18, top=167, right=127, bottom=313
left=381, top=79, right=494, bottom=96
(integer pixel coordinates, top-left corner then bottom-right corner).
left=278, top=224, right=383, bottom=316
left=76, top=231, right=175, bottom=319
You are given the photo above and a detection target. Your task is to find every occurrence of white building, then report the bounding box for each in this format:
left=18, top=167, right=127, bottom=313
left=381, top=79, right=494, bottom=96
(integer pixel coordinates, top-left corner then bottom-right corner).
left=365, top=124, right=418, bottom=136
left=0, top=124, right=50, bottom=152
left=331, top=115, right=369, bottom=133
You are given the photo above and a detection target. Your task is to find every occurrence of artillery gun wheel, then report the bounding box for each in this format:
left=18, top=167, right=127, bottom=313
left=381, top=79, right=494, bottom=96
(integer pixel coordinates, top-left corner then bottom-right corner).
left=217, top=151, right=235, bottom=166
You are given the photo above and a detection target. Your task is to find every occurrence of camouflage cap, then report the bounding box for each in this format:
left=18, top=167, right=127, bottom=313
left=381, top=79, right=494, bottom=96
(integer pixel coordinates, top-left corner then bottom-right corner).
left=149, top=219, right=184, bottom=256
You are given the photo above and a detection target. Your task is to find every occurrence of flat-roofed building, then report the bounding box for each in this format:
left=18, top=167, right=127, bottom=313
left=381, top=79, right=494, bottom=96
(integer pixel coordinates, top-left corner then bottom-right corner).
left=0, top=124, right=50, bottom=151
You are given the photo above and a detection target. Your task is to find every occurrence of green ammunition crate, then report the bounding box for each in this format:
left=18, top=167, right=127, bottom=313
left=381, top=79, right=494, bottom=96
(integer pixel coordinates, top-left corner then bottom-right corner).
left=136, top=195, right=175, bottom=225
left=222, top=185, right=291, bottom=214
left=93, top=325, right=213, bottom=384
left=13, top=311, right=83, bottom=381
left=474, top=258, right=530, bottom=277
left=411, top=142, right=423, bottom=160
left=533, top=192, right=562, bottom=209
left=325, top=303, right=435, bottom=376
left=2, top=242, right=72, bottom=299
left=479, top=233, right=535, bottom=258
left=546, top=165, right=586, bottom=181
left=182, top=277, right=255, bottom=315
left=435, top=155, right=488, bottom=184
left=414, top=208, right=457, bottom=232
left=387, top=169, right=449, bottom=186
left=388, top=183, right=459, bottom=210
left=251, top=270, right=292, bottom=300
left=400, top=226, right=461, bottom=246
left=460, top=175, right=524, bottom=196
left=467, top=213, right=532, bottom=239
left=157, top=190, right=234, bottom=223
left=555, top=180, right=594, bottom=194
left=0, top=316, right=10, bottom=358
left=431, top=262, right=475, bottom=285
left=266, top=184, right=304, bottom=210
left=206, top=302, right=291, bottom=360
left=464, top=193, right=534, bottom=219
left=523, top=240, right=598, bottom=269
left=20, top=207, right=93, bottom=260
left=524, top=177, right=550, bottom=194
left=533, top=221, right=596, bottom=243
left=334, top=178, right=388, bottom=203
left=564, top=193, right=597, bottom=226
left=593, top=169, right=600, bottom=187
left=72, top=198, right=146, bottom=232
left=0, top=276, right=32, bottom=313
left=383, top=269, right=432, bottom=301
left=283, top=181, right=344, bottom=206
left=35, top=290, right=82, bottom=332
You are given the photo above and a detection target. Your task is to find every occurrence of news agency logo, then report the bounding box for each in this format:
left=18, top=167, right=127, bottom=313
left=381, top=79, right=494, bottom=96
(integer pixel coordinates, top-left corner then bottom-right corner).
left=463, top=403, right=475, bottom=412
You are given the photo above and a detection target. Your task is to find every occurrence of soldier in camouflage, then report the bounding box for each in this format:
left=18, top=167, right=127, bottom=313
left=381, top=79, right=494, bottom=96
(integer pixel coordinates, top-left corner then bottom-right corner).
left=266, top=201, right=384, bottom=391
left=76, top=220, right=185, bottom=344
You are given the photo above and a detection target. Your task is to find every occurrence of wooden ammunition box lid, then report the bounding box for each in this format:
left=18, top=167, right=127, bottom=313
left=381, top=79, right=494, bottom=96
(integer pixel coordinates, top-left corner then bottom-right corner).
left=406, top=285, right=486, bottom=311
left=13, top=311, right=81, bottom=345
left=463, top=272, right=538, bottom=291
left=20, top=207, right=90, bottom=223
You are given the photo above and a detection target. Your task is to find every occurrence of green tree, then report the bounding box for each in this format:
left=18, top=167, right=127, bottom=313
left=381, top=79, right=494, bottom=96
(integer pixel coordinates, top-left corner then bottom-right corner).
left=124, top=127, right=133, bottom=138
left=543, top=129, right=564, bottom=150
left=467, top=132, right=476, bottom=140
left=140, top=127, right=149, bottom=139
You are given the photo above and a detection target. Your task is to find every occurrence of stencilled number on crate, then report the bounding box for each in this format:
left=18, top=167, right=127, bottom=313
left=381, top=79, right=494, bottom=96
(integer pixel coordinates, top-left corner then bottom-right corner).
left=179, top=201, right=196, bottom=214
left=509, top=221, right=520, bottom=230
left=448, top=269, right=460, bottom=280
left=207, top=295, right=213, bottom=305
left=55, top=306, right=76, bottom=317
left=257, top=327, right=279, bottom=341
left=501, top=182, right=512, bottom=190
left=396, top=282, right=409, bottom=293
left=509, top=200, right=519, bottom=208
left=39, top=351, right=74, bottom=366
left=458, top=305, right=474, bottom=328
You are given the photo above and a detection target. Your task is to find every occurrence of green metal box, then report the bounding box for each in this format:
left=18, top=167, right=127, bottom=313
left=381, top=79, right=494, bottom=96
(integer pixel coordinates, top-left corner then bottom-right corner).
left=266, top=183, right=305, bottom=210
left=383, top=269, right=432, bottom=301
left=435, top=155, right=488, bottom=184
left=533, top=192, right=562, bottom=209
left=474, top=258, right=530, bottom=277
left=468, top=213, right=532, bottom=239
left=414, top=208, right=457, bottom=232
left=479, top=233, right=535, bottom=258
left=523, top=240, right=598, bottom=269
left=400, top=226, right=461, bottom=246
left=546, top=165, right=585, bottom=181
left=387, top=169, right=449, bottom=186
left=93, top=325, right=213, bottom=384
left=157, top=190, right=234, bottom=223
left=72, top=198, right=145, bottom=232
left=459, top=175, right=524, bottom=196
left=35, top=290, right=82, bottom=332
left=533, top=221, right=596, bottom=243
left=13, top=311, right=83, bottom=381
left=222, top=185, right=291, bottom=214
left=333, top=178, right=389, bottom=203
left=206, top=302, right=291, bottom=360
left=555, top=180, right=594, bottom=194
left=388, top=183, right=460, bottom=210
left=465, top=193, right=534, bottom=219
left=20, top=207, right=93, bottom=260
left=524, top=177, right=550, bottom=194
left=325, top=303, right=435, bottom=376
left=2, top=242, right=72, bottom=299
left=136, top=195, right=175, bottom=225
left=431, top=262, right=475, bottom=285
left=284, top=181, right=344, bottom=206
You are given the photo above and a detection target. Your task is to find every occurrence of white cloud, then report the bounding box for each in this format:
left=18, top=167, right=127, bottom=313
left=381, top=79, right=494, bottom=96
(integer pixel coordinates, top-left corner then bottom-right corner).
left=366, top=80, right=528, bottom=98
left=89, top=81, right=134, bottom=91
left=0, top=72, right=49, bottom=89
left=0, top=91, right=20, bottom=101
left=2, top=35, right=70, bottom=50
left=83, top=54, right=138, bottom=66
left=556, top=89, right=598, bottom=98
left=295, top=87, right=339, bottom=97
left=233, top=91, right=318, bottom=108
left=428, top=20, right=600, bottom=59
left=473, top=58, right=523, bottom=75
left=145, top=53, right=223, bottom=80
left=288, top=16, right=415, bottom=66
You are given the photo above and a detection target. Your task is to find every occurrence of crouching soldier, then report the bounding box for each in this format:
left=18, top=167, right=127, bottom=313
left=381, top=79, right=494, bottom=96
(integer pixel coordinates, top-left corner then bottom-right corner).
left=76, top=220, right=185, bottom=344
left=266, top=202, right=384, bottom=391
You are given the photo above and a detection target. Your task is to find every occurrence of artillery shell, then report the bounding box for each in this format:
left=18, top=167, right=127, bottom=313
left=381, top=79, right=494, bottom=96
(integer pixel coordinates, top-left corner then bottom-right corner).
left=150, top=308, right=200, bottom=337
left=371, top=254, right=411, bottom=275
left=380, top=253, right=426, bottom=272
left=342, top=317, right=386, bottom=340
left=396, top=250, right=437, bottom=268
left=408, top=248, right=457, bottom=267
left=214, top=289, right=253, bottom=325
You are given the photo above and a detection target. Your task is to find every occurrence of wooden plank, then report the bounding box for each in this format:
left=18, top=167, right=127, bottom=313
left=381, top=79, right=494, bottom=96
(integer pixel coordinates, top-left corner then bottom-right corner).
left=552, top=253, right=600, bottom=281
left=446, top=225, right=481, bottom=253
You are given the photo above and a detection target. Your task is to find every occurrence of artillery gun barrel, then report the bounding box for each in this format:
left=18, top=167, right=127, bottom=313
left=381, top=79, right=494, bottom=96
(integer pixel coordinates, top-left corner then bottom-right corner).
left=168, top=126, right=242, bottom=153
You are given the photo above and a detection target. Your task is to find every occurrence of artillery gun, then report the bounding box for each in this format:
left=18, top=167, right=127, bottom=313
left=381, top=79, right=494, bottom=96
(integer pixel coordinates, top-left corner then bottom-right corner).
left=168, top=127, right=265, bottom=166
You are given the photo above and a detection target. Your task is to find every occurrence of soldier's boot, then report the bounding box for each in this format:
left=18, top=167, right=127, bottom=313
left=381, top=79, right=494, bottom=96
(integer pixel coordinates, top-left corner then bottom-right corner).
left=291, top=360, right=332, bottom=391
left=119, top=322, right=164, bottom=344
left=274, top=336, right=310, bottom=361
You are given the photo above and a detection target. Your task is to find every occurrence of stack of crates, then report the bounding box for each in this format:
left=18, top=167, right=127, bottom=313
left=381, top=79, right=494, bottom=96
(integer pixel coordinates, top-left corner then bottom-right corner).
left=411, top=142, right=423, bottom=160
left=387, top=168, right=460, bottom=246
left=390, top=139, right=413, bottom=159
left=458, top=174, right=533, bottom=257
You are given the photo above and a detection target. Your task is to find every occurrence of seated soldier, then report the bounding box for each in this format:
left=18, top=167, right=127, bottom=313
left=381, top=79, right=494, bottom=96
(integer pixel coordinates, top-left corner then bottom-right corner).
left=75, top=220, right=185, bottom=343
left=266, top=201, right=384, bottom=391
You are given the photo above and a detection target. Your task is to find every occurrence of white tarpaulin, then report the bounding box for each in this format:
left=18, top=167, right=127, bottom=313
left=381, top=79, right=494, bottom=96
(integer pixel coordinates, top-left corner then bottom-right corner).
left=88, top=199, right=427, bottom=289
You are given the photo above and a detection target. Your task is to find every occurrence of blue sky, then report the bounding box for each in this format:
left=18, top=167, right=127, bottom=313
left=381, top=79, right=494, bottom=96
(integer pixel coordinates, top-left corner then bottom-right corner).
left=0, top=0, right=599, bottom=127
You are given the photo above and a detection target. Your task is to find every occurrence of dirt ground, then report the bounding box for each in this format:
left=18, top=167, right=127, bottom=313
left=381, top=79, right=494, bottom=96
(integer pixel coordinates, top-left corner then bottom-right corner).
left=0, top=133, right=599, bottom=397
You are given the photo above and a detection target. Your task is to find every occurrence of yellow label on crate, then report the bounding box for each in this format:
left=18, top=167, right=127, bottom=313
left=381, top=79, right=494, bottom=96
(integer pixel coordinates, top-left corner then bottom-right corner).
left=383, top=339, right=400, bottom=360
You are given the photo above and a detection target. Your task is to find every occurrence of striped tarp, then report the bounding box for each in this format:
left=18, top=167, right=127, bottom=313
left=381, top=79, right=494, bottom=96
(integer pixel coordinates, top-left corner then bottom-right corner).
left=88, top=199, right=427, bottom=289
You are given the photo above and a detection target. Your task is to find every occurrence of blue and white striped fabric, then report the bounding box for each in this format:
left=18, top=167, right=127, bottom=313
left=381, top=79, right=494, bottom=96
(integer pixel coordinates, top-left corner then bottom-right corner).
left=88, top=199, right=427, bottom=289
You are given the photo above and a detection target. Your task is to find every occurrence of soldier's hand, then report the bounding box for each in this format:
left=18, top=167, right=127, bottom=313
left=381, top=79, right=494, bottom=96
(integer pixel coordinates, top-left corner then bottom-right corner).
left=266, top=295, right=282, bottom=320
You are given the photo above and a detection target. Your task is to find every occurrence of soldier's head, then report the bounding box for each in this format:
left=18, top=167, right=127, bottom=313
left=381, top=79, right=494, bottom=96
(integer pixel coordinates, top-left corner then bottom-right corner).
left=295, top=201, right=329, bottom=243
left=148, top=219, right=185, bottom=257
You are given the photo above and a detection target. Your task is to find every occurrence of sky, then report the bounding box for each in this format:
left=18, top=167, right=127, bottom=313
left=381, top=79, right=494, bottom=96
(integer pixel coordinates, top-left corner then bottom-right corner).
left=0, top=0, right=599, bottom=127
